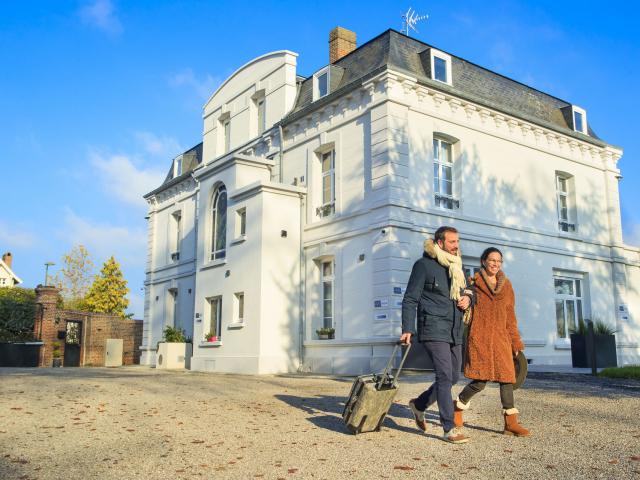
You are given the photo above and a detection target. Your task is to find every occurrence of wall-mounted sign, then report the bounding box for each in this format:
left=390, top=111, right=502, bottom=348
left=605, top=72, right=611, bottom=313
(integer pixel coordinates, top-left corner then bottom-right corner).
left=375, top=313, right=388, bottom=321
left=394, top=299, right=403, bottom=308
left=374, top=298, right=389, bottom=308
left=393, top=286, right=405, bottom=295
left=618, top=304, right=629, bottom=322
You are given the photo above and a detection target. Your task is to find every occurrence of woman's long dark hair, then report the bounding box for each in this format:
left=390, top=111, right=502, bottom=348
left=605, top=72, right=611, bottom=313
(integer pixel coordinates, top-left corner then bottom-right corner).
left=480, top=247, right=503, bottom=267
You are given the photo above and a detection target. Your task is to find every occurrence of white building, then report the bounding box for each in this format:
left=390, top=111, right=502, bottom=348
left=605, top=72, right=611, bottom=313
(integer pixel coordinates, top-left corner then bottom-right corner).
left=0, top=252, right=21, bottom=288
left=141, top=27, right=640, bottom=373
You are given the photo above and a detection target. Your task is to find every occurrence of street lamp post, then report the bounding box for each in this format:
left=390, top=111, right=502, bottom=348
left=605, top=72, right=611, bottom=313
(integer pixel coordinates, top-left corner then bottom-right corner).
left=44, top=262, right=55, bottom=286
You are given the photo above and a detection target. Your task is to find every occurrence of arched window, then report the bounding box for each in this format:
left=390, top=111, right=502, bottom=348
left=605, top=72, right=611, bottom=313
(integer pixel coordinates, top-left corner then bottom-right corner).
left=211, top=185, right=227, bottom=260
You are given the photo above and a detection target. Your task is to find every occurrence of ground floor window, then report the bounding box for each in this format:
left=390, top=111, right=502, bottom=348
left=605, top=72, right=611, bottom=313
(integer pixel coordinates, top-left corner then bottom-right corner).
left=554, top=276, right=584, bottom=338
left=207, top=296, right=222, bottom=341
left=321, top=260, right=334, bottom=329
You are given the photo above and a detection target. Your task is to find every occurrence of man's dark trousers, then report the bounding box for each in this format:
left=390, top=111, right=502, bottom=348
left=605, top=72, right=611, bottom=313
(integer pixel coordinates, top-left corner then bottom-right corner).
left=413, top=341, right=462, bottom=433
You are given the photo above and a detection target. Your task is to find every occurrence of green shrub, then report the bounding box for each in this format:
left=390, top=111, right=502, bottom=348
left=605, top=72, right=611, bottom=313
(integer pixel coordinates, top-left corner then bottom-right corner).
left=52, top=341, right=62, bottom=358
left=316, top=327, right=335, bottom=336
left=162, top=326, right=186, bottom=343
left=593, top=319, right=616, bottom=335
left=0, top=287, right=37, bottom=342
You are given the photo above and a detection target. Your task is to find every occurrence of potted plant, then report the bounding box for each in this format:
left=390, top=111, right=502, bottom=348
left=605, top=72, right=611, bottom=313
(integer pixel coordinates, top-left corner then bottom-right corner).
left=205, top=332, right=218, bottom=343
left=156, top=326, right=192, bottom=370
left=51, top=341, right=62, bottom=368
left=316, top=327, right=335, bottom=340
left=570, top=318, right=617, bottom=368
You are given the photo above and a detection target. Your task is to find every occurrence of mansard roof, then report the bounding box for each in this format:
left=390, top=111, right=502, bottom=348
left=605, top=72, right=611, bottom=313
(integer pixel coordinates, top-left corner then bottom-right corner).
left=145, top=142, right=202, bottom=198
left=286, top=29, right=609, bottom=147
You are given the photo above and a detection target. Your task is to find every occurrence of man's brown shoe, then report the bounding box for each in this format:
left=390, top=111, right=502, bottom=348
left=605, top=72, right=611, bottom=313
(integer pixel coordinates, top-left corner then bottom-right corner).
left=443, top=427, right=470, bottom=444
left=408, top=399, right=427, bottom=432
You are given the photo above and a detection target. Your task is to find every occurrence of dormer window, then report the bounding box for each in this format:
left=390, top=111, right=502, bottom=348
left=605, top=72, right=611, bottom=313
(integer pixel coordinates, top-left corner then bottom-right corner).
left=572, top=106, right=587, bottom=134
left=430, top=49, right=452, bottom=85
left=173, top=156, right=182, bottom=177
left=313, top=67, right=329, bottom=100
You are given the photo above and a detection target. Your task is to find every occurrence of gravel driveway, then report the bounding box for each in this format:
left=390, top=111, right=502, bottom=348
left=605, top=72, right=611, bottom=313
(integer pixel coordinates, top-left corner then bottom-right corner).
left=1, top=366, right=639, bottom=479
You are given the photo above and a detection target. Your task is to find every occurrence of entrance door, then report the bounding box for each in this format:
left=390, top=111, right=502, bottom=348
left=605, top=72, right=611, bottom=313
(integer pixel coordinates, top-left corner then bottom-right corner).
left=64, top=321, right=82, bottom=367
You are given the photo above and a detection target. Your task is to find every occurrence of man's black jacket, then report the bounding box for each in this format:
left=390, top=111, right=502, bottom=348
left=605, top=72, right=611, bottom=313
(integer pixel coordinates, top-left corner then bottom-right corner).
left=401, top=254, right=473, bottom=345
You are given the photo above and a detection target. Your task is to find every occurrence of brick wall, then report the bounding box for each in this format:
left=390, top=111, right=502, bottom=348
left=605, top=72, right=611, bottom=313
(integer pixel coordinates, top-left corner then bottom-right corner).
left=34, top=286, right=143, bottom=367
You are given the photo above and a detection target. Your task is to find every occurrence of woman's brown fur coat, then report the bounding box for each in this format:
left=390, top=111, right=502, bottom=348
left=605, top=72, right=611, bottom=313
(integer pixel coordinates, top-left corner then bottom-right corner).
left=464, top=269, right=525, bottom=383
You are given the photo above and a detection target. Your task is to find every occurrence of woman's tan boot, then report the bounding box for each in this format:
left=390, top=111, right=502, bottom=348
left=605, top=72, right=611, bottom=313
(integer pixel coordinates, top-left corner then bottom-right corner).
left=503, top=408, right=531, bottom=437
left=453, top=397, right=469, bottom=428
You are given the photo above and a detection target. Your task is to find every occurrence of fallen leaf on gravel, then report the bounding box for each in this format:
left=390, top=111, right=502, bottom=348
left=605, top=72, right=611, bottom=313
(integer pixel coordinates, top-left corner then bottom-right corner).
left=467, top=466, right=479, bottom=470
left=412, top=457, right=421, bottom=461
left=504, top=449, right=512, bottom=453
left=126, top=429, right=135, bottom=432
left=191, top=440, right=204, bottom=444
left=630, top=456, right=640, bottom=461
left=10, top=407, right=22, bottom=410
left=546, top=465, right=555, bottom=469
left=440, top=464, right=450, bottom=468
left=608, top=459, right=618, bottom=465
left=394, top=466, right=414, bottom=471
left=175, top=469, right=185, bottom=473
left=288, top=468, right=298, bottom=473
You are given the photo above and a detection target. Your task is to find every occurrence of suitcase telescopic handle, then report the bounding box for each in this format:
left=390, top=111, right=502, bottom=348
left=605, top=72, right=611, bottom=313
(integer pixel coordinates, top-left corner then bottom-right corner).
left=380, top=341, right=412, bottom=387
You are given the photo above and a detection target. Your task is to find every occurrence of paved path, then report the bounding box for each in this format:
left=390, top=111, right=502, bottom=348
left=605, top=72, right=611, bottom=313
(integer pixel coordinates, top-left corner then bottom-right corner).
left=1, top=366, right=639, bottom=479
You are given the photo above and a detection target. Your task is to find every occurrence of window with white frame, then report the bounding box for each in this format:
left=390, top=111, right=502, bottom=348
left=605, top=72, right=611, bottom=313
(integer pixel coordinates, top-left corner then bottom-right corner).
left=207, top=296, right=222, bottom=340
left=433, top=138, right=458, bottom=209
left=234, top=292, right=244, bottom=324
left=313, top=68, right=329, bottom=100
left=257, top=98, right=266, bottom=134
left=0, top=278, right=5, bottom=286
left=317, top=150, right=335, bottom=217
left=321, top=260, right=334, bottom=330
left=211, top=185, right=227, bottom=260
left=170, top=211, right=181, bottom=261
left=556, top=173, right=576, bottom=232
left=571, top=106, right=587, bottom=134
left=430, top=49, right=452, bottom=85
left=554, top=276, right=584, bottom=339
left=173, top=156, right=182, bottom=177
left=223, top=120, right=231, bottom=153
left=236, top=207, right=246, bottom=238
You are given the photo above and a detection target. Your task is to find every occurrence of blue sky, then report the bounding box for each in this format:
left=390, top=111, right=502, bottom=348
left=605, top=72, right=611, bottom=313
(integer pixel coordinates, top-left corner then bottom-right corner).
left=2, top=0, right=639, bottom=317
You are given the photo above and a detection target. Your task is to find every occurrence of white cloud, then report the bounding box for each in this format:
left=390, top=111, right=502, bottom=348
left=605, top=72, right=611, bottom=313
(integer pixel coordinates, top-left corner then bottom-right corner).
left=134, top=131, right=182, bottom=157
left=79, top=0, right=123, bottom=35
left=58, top=209, right=146, bottom=270
left=169, top=68, right=221, bottom=101
left=0, top=221, right=37, bottom=249
left=90, top=151, right=165, bottom=207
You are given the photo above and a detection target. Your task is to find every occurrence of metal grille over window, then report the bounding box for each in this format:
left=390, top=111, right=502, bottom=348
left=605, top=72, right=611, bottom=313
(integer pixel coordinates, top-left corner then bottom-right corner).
left=554, top=277, right=583, bottom=338
left=321, top=261, right=334, bottom=329
left=211, top=186, right=227, bottom=260
left=433, top=138, right=459, bottom=209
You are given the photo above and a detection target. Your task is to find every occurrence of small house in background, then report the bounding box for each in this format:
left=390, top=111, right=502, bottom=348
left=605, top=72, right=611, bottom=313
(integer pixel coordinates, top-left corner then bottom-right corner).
left=141, top=27, right=640, bottom=374
left=0, top=252, right=22, bottom=287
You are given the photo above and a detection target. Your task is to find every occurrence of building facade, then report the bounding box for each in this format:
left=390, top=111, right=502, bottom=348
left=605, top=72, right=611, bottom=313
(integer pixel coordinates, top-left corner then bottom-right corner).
left=141, top=28, right=640, bottom=374
left=0, top=252, right=21, bottom=287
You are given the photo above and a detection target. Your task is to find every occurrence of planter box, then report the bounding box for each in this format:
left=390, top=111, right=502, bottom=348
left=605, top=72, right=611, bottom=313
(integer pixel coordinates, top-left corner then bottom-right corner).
left=156, top=342, right=192, bottom=370
left=570, top=334, right=617, bottom=368
left=0, top=342, right=43, bottom=367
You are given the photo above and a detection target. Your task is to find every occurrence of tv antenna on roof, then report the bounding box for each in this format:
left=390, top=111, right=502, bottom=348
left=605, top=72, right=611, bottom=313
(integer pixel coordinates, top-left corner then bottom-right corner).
left=402, top=7, right=428, bottom=37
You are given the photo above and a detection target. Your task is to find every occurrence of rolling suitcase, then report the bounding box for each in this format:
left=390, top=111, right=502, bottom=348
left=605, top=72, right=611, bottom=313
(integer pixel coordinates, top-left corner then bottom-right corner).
left=342, top=342, right=411, bottom=434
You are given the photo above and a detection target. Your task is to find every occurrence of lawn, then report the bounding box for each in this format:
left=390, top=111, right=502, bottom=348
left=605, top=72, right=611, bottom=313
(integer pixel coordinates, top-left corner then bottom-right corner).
left=598, top=365, right=640, bottom=380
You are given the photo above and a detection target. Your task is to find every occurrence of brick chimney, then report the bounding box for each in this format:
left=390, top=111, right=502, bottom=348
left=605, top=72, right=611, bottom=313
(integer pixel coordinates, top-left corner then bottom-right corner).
left=2, top=252, right=11, bottom=269
left=329, top=27, right=356, bottom=64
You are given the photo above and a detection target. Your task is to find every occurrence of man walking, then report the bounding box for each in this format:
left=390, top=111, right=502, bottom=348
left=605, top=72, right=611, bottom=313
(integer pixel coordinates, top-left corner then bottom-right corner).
left=400, top=226, right=473, bottom=443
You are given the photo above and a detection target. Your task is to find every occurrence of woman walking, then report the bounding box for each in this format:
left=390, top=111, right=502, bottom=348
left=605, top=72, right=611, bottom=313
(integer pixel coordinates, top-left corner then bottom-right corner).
left=454, top=247, right=530, bottom=436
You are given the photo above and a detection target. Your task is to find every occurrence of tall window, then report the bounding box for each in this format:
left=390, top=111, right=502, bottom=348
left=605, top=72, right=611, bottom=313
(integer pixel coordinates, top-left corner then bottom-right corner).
left=171, top=211, right=181, bottom=261
left=554, top=276, right=584, bottom=339
left=556, top=174, right=575, bottom=232
left=235, top=292, right=245, bottom=324
left=223, top=120, right=230, bottom=153
left=434, top=56, right=448, bottom=83
left=257, top=98, right=266, bottom=134
left=211, top=186, right=227, bottom=260
left=571, top=106, right=587, bottom=133
left=317, top=150, right=335, bottom=217
left=433, top=138, right=457, bottom=209
left=321, top=260, right=334, bottom=329
left=573, top=111, right=583, bottom=133
left=236, top=208, right=246, bottom=237
left=208, top=296, right=222, bottom=340
left=463, top=264, right=481, bottom=282
left=174, top=157, right=182, bottom=177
